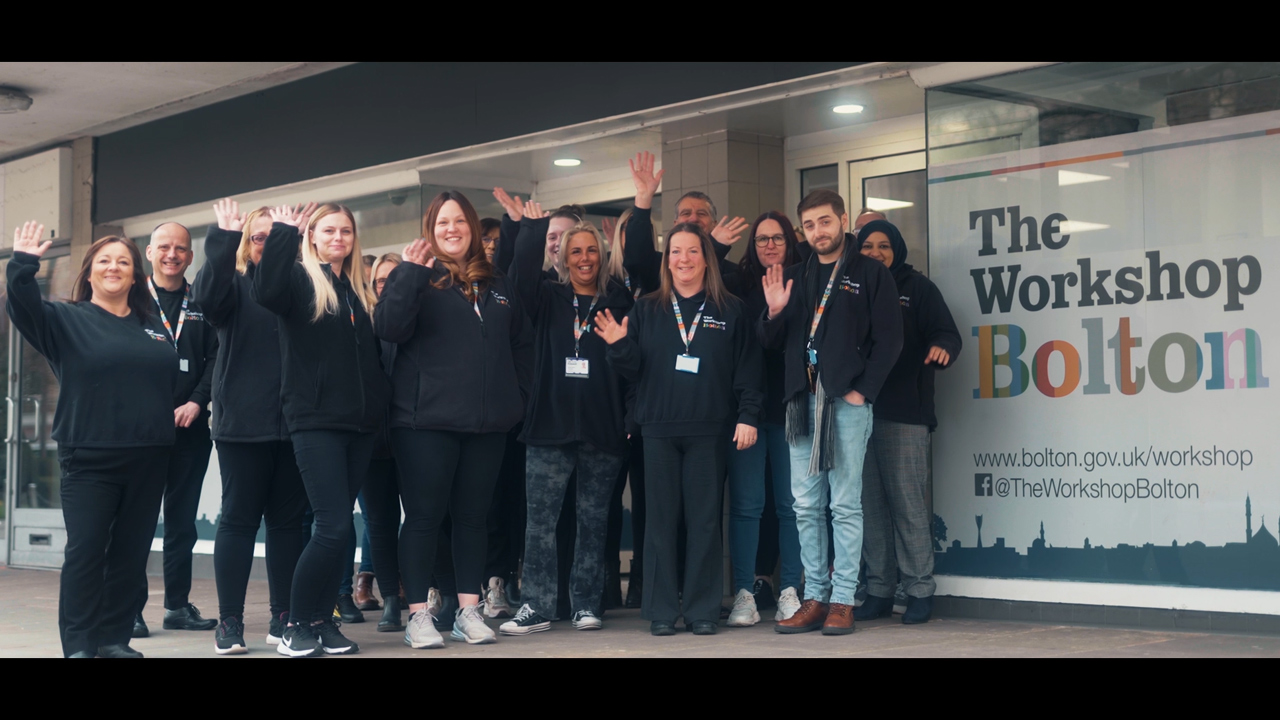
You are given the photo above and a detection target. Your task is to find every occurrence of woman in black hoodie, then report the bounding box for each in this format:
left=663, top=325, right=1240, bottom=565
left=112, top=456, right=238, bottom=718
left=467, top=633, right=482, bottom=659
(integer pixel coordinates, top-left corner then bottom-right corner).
left=595, top=222, right=764, bottom=637
left=497, top=204, right=633, bottom=636
left=7, top=223, right=178, bottom=658
left=194, top=200, right=308, bottom=655
left=253, top=203, right=389, bottom=658
left=852, top=219, right=961, bottom=626
left=374, top=190, right=531, bottom=649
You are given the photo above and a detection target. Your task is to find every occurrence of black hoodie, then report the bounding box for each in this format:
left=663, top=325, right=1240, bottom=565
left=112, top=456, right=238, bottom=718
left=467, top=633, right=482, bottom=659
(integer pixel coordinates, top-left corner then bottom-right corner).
left=606, top=288, right=763, bottom=438
left=7, top=252, right=178, bottom=448
left=759, top=232, right=903, bottom=406
left=252, top=222, right=389, bottom=434
left=856, top=220, right=962, bottom=430
left=510, top=216, right=634, bottom=455
left=192, top=226, right=290, bottom=442
left=373, top=259, right=532, bottom=434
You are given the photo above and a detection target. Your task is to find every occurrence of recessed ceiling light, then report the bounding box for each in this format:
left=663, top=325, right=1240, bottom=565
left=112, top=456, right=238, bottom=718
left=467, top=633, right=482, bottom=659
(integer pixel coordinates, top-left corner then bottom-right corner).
left=553, top=158, right=582, bottom=167
left=0, top=88, right=33, bottom=114
left=832, top=104, right=864, bottom=115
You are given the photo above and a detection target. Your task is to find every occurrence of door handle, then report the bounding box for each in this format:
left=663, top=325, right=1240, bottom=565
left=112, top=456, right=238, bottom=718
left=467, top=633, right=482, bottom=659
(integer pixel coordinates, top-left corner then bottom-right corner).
left=4, top=396, right=14, bottom=444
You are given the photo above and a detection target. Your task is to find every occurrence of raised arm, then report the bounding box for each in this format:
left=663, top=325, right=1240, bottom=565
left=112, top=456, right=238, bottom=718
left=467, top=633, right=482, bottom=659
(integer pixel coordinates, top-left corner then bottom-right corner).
left=5, top=222, right=60, bottom=363
left=192, top=199, right=244, bottom=327
left=493, top=188, right=525, bottom=275
left=251, top=204, right=311, bottom=317
left=373, top=245, right=433, bottom=344
left=624, top=152, right=663, bottom=294
left=758, top=262, right=796, bottom=349
left=511, top=214, right=553, bottom=323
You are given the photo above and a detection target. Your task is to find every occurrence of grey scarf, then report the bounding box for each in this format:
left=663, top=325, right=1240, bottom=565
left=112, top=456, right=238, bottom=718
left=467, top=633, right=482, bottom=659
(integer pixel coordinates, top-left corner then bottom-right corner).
left=785, top=372, right=837, bottom=476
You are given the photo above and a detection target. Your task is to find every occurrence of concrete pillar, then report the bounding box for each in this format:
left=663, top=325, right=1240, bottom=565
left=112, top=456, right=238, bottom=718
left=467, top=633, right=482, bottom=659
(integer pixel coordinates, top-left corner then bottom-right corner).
left=70, top=137, right=95, bottom=266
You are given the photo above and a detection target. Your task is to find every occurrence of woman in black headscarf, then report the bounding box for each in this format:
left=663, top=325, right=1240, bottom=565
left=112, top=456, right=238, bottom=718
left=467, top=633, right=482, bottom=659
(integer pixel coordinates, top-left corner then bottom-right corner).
left=853, top=219, right=961, bottom=626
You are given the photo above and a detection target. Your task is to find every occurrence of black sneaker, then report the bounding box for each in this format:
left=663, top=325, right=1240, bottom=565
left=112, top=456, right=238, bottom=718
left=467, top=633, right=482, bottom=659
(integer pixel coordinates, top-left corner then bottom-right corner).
left=315, top=617, right=359, bottom=655
left=266, top=611, right=288, bottom=646
left=752, top=578, right=777, bottom=611
left=275, top=623, right=321, bottom=658
left=499, top=604, right=552, bottom=636
left=163, top=603, right=218, bottom=631
left=334, top=594, right=364, bottom=623
left=214, top=616, right=248, bottom=655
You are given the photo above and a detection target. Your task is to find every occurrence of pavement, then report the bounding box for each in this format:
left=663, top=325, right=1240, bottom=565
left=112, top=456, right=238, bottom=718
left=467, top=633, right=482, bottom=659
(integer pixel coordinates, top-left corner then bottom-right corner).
left=3, top=565, right=1279, bottom=658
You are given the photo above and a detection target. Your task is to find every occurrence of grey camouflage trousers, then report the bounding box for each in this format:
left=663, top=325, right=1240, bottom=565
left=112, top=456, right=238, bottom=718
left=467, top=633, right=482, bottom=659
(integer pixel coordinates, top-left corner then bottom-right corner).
left=522, top=442, right=624, bottom=619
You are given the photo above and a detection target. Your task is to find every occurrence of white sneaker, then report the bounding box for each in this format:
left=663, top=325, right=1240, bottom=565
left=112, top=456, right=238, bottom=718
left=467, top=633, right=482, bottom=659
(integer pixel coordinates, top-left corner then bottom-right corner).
left=404, top=609, right=444, bottom=649
left=726, top=588, right=760, bottom=627
left=571, top=609, right=603, bottom=631
left=427, top=587, right=443, bottom=617
left=483, top=577, right=513, bottom=618
left=451, top=604, right=497, bottom=645
left=775, top=586, right=802, bottom=622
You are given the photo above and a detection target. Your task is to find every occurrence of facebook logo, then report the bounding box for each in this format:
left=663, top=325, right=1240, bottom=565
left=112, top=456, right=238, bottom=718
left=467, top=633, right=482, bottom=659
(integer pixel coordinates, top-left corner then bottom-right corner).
left=975, top=473, right=993, bottom=496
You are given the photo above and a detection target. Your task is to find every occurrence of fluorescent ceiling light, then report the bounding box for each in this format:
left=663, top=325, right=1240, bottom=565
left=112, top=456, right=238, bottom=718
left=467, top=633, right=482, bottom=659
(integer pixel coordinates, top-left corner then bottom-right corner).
left=1058, top=169, right=1110, bottom=186
left=553, top=158, right=581, bottom=167
left=865, top=197, right=914, bottom=211
left=1059, top=220, right=1109, bottom=234
left=832, top=104, right=864, bottom=114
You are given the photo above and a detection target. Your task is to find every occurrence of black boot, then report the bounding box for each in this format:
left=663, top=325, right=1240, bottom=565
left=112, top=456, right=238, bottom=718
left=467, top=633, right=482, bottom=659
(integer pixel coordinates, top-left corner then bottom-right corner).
left=378, top=595, right=404, bottom=632
left=335, top=594, right=364, bottom=623
left=132, top=613, right=149, bottom=638
left=624, top=558, right=642, bottom=609
left=602, top=560, right=623, bottom=611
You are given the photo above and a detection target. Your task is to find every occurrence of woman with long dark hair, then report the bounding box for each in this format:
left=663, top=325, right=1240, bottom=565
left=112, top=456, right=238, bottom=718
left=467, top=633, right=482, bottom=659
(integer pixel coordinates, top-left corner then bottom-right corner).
left=595, top=222, right=763, bottom=636
left=7, top=223, right=178, bottom=658
left=497, top=202, right=633, bottom=635
left=725, top=211, right=807, bottom=627
left=254, top=202, right=389, bottom=657
left=375, top=190, right=531, bottom=649
left=195, top=200, right=309, bottom=655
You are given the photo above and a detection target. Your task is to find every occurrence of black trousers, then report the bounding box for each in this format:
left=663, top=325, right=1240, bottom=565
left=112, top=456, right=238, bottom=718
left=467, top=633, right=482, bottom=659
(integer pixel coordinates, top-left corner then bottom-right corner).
left=58, top=446, right=169, bottom=656
left=289, top=430, right=376, bottom=623
left=394, top=428, right=505, bottom=604
left=641, top=434, right=725, bottom=625
left=136, top=424, right=213, bottom=613
left=212, top=440, right=308, bottom=620
left=362, top=456, right=402, bottom=598
left=605, top=434, right=646, bottom=580
left=484, top=427, right=526, bottom=588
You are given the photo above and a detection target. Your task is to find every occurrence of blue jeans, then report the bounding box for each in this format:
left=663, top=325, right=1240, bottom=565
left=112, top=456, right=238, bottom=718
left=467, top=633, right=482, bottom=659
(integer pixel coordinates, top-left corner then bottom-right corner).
left=727, top=422, right=802, bottom=593
left=789, top=397, right=873, bottom=606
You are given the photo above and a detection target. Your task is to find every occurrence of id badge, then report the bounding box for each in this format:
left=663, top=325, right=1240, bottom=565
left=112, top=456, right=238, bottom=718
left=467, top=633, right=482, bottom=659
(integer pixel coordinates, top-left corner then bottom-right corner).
left=807, top=347, right=818, bottom=366
left=179, top=358, right=190, bottom=373
left=565, top=357, right=590, bottom=379
left=675, top=354, right=700, bottom=374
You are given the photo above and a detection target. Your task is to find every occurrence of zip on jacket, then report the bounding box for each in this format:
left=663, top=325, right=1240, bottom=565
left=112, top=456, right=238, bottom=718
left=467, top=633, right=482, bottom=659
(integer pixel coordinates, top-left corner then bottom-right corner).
left=192, top=226, right=290, bottom=442
left=251, top=222, right=389, bottom=434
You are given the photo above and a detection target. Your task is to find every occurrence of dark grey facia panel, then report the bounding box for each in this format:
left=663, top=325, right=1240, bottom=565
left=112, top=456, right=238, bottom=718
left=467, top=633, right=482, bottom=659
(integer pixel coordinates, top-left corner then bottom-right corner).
left=97, top=62, right=859, bottom=221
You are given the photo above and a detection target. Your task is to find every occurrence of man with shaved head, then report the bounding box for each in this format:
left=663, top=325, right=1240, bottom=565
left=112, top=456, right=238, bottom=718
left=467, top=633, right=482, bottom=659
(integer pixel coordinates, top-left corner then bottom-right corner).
left=133, top=222, right=220, bottom=637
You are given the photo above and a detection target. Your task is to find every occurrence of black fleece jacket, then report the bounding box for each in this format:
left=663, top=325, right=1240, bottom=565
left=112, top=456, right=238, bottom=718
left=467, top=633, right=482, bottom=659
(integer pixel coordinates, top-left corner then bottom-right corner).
left=151, top=279, right=217, bottom=424
left=606, top=289, right=763, bottom=438
left=374, top=260, right=532, bottom=434
left=623, top=205, right=743, bottom=297
left=857, top=220, right=962, bottom=429
left=760, top=233, right=903, bottom=405
left=7, top=252, right=178, bottom=448
left=252, top=223, right=389, bottom=434
left=510, top=216, right=634, bottom=455
left=192, top=227, right=290, bottom=443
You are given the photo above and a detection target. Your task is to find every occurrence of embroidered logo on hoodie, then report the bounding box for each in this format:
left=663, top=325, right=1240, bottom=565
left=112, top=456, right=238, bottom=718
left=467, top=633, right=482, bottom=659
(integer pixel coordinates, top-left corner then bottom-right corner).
left=839, top=279, right=861, bottom=295
left=144, top=328, right=171, bottom=343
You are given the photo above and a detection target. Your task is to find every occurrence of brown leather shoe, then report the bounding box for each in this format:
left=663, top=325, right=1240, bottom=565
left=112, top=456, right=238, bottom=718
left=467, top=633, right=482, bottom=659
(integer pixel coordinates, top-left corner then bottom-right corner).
left=774, top=599, right=828, bottom=634
left=354, top=572, right=381, bottom=611
left=822, top=603, right=855, bottom=635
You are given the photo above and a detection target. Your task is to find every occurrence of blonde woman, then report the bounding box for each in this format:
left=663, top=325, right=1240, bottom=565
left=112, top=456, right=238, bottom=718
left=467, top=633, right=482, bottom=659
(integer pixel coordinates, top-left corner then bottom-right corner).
left=253, top=202, right=390, bottom=657
left=194, top=200, right=309, bottom=655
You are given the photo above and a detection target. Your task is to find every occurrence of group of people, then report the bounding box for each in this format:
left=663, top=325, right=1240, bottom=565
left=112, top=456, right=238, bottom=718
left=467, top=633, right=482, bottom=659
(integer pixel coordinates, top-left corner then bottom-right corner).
left=9, top=150, right=960, bottom=658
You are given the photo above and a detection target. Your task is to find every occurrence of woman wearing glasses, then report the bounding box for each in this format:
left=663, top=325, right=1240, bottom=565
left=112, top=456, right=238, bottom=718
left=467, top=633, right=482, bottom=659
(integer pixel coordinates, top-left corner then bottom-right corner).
left=196, top=201, right=308, bottom=655
left=724, top=211, right=807, bottom=628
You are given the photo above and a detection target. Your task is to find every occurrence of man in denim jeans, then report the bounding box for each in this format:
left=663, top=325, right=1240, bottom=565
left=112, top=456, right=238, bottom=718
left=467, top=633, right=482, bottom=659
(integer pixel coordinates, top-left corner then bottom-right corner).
left=759, top=190, right=902, bottom=635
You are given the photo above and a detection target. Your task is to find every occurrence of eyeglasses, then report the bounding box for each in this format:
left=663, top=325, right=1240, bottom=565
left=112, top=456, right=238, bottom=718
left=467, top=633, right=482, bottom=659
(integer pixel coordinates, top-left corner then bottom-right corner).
left=373, top=278, right=388, bottom=291
left=250, top=234, right=269, bottom=245
left=754, top=235, right=787, bottom=247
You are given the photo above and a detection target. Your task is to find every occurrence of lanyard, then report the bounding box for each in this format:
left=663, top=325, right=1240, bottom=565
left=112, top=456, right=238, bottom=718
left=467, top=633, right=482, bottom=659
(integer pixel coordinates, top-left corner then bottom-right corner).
left=345, top=288, right=355, bottom=326
left=624, top=274, right=641, bottom=300
left=147, top=278, right=188, bottom=349
left=572, top=294, right=599, bottom=358
left=469, top=282, right=482, bottom=319
left=807, top=261, right=843, bottom=353
left=671, top=293, right=707, bottom=355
